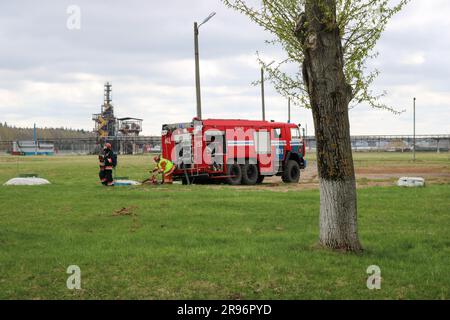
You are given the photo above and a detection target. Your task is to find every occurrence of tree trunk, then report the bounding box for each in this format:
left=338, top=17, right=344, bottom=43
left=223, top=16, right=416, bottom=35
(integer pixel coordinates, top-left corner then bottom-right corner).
left=295, top=0, right=362, bottom=251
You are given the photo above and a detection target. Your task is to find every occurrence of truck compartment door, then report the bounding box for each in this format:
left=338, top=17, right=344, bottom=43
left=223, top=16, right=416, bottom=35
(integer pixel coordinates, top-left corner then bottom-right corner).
left=254, top=130, right=275, bottom=175
left=174, top=133, right=193, bottom=168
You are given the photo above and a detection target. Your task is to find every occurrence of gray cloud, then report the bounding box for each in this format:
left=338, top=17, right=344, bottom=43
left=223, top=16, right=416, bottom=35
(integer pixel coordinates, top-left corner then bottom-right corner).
left=0, top=0, right=449, bottom=135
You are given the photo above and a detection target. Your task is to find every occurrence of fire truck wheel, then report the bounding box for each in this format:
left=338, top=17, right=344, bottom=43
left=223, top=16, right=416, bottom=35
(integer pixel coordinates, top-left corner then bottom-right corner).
left=241, top=164, right=259, bottom=185
left=226, top=163, right=242, bottom=185
left=282, top=160, right=300, bottom=183
left=256, top=175, right=265, bottom=184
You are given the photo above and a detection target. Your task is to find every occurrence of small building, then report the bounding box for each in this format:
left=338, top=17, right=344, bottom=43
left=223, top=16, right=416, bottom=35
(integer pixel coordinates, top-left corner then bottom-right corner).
left=118, top=117, right=143, bottom=136
left=12, top=141, right=54, bottom=156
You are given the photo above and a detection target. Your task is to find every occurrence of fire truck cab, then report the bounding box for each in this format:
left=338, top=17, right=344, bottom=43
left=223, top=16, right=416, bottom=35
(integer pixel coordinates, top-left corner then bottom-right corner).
left=161, top=118, right=306, bottom=185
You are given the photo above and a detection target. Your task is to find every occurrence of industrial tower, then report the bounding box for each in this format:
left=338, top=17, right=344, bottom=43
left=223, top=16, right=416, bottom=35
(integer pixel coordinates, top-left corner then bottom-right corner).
left=92, top=82, right=117, bottom=140
left=92, top=82, right=143, bottom=153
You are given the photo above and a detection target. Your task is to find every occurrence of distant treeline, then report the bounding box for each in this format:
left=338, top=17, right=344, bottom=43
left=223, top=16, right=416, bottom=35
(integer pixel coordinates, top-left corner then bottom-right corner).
left=0, top=122, right=95, bottom=141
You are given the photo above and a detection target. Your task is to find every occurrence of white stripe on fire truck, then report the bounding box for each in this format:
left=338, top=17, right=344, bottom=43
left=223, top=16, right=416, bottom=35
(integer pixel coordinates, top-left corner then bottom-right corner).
left=227, top=141, right=255, bottom=146
left=227, top=140, right=292, bottom=146
left=290, top=139, right=303, bottom=146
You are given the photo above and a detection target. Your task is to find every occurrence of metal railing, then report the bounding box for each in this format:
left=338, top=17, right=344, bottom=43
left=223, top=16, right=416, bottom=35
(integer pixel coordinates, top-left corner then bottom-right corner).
left=0, top=136, right=162, bottom=155
left=1, top=134, right=449, bottom=155
left=304, top=135, right=450, bottom=152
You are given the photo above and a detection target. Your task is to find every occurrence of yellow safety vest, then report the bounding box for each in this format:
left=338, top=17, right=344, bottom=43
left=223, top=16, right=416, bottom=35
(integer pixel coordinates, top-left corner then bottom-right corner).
left=157, top=157, right=174, bottom=174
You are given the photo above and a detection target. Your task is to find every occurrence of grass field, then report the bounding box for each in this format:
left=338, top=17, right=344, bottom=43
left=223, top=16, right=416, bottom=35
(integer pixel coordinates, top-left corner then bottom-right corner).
left=307, top=150, right=450, bottom=163
left=0, top=153, right=449, bottom=299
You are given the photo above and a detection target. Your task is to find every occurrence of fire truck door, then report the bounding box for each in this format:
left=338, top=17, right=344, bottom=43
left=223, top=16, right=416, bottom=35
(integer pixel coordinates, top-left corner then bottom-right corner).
left=290, top=127, right=302, bottom=155
left=273, top=128, right=285, bottom=161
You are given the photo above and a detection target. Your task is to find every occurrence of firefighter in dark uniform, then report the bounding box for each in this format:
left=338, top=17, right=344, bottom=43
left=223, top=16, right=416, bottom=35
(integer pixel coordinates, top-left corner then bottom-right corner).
left=99, top=152, right=106, bottom=185
left=99, top=143, right=114, bottom=186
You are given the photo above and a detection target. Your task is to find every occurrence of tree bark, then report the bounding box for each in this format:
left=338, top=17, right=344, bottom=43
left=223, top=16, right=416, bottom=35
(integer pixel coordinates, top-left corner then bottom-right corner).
left=295, top=0, right=362, bottom=252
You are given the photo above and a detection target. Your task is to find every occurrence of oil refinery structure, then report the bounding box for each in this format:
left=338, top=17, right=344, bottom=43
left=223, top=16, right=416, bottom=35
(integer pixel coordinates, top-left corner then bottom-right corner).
left=92, top=82, right=145, bottom=154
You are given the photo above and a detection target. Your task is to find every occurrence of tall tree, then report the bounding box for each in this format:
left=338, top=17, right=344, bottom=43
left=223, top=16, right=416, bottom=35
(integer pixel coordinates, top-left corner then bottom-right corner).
left=223, top=0, right=408, bottom=251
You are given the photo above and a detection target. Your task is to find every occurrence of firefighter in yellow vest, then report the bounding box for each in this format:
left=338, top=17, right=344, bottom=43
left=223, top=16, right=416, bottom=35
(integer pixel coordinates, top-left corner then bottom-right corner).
left=152, top=155, right=176, bottom=184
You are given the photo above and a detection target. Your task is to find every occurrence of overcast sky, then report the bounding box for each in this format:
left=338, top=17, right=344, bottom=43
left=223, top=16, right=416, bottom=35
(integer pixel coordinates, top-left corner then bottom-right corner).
left=0, top=0, right=449, bottom=136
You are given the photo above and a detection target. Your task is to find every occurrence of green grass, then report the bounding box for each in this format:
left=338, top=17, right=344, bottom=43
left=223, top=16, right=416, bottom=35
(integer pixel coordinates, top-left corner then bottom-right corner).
left=0, top=154, right=449, bottom=299
left=306, top=150, right=450, bottom=167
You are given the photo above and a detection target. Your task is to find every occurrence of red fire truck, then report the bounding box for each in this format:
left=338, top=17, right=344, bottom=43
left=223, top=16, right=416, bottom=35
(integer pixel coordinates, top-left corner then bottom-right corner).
left=161, top=118, right=306, bottom=185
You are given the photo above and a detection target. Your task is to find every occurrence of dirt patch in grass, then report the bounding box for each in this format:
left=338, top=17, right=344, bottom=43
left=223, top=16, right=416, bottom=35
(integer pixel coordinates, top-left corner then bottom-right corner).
left=226, top=160, right=450, bottom=192
left=112, top=206, right=138, bottom=216
left=111, top=206, right=141, bottom=233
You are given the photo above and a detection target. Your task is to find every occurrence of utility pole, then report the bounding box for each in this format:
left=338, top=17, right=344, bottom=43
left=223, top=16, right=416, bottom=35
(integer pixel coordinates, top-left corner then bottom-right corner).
left=194, top=22, right=202, bottom=120
left=34, top=123, right=37, bottom=156
left=260, top=61, right=274, bottom=122
left=413, top=97, right=416, bottom=161
left=288, top=98, right=291, bottom=123
left=261, top=68, right=265, bottom=121
left=193, top=12, right=216, bottom=120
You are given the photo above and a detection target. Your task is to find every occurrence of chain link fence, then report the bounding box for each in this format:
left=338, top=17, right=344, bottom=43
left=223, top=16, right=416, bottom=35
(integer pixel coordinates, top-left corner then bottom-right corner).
left=1, top=135, right=449, bottom=155
left=0, top=136, right=162, bottom=155
left=303, top=135, right=450, bottom=152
